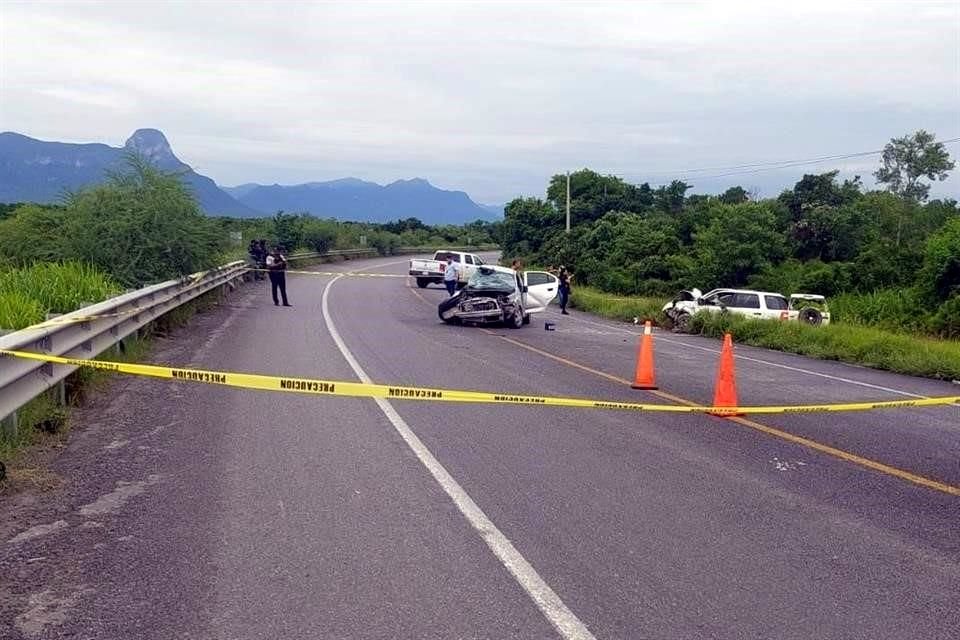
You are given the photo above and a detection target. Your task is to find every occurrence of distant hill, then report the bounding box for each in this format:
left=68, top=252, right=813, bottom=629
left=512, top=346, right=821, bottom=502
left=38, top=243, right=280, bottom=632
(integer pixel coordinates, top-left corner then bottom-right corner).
left=480, top=203, right=505, bottom=217
left=224, top=178, right=500, bottom=225
left=0, top=129, right=259, bottom=217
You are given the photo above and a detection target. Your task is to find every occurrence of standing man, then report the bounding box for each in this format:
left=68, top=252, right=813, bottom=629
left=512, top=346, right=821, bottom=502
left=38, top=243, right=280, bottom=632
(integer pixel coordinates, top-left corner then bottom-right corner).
left=266, top=245, right=291, bottom=307
left=255, top=240, right=268, bottom=280
left=557, top=265, right=572, bottom=315
left=443, top=255, right=460, bottom=297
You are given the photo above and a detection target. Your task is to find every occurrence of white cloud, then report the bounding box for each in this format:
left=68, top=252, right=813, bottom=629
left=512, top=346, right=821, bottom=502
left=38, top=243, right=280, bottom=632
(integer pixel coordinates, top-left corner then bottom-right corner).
left=1, top=0, right=957, bottom=201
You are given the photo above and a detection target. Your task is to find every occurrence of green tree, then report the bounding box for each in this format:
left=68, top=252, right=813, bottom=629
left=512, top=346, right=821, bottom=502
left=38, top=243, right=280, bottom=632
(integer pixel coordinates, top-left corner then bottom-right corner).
left=875, top=130, right=955, bottom=245
left=918, top=217, right=960, bottom=303
left=271, top=211, right=306, bottom=251
left=59, top=155, right=225, bottom=287
left=0, top=204, right=69, bottom=266
left=501, top=197, right=561, bottom=257
left=778, top=171, right=862, bottom=220
left=875, top=130, right=955, bottom=203
left=652, top=180, right=691, bottom=215
left=691, top=202, right=787, bottom=287
left=301, top=217, right=339, bottom=253
left=546, top=170, right=653, bottom=224
left=719, top=186, right=749, bottom=205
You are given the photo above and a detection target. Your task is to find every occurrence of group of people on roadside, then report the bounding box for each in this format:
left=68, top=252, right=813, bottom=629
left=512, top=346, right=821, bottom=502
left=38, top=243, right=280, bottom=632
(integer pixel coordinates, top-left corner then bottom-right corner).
left=248, top=239, right=291, bottom=307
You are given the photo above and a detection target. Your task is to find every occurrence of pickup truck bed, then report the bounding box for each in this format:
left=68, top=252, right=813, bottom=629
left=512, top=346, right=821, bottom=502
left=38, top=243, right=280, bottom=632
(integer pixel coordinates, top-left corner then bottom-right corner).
left=409, top=250, right=485, bottom=288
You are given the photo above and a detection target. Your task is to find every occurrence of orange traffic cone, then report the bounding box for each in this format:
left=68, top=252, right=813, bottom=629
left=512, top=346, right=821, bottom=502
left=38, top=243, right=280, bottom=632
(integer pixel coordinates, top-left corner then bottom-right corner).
left=631, top=320, right=658, bottom=390
left=710, top=333, right=742, bottom=416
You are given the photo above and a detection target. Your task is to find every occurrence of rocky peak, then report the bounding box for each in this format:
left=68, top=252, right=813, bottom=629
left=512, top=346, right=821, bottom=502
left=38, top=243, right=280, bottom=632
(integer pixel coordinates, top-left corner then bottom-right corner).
left=124, top=128, right=180, bottom=166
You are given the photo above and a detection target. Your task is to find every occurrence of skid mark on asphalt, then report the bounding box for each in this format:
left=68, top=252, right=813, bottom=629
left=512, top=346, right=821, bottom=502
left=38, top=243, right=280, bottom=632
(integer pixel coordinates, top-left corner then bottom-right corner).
left=486, top=331, right=960, bottom=497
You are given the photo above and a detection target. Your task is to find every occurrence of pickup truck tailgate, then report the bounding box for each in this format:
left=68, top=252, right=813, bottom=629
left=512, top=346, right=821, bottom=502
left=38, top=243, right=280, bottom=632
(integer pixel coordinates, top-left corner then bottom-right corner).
left=410, top=259, right=444, bottom=274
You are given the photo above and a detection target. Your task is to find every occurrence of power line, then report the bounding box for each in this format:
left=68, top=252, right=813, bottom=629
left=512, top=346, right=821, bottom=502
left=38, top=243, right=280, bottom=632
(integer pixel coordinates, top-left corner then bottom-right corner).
left=641, top=137, right=960, bottom=181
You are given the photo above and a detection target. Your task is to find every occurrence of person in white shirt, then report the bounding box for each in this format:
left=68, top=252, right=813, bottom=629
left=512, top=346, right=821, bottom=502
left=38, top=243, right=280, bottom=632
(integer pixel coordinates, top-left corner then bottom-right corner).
left=265, top=246, right=291, bottom=306
left=443, top=256, right=460, bottom=296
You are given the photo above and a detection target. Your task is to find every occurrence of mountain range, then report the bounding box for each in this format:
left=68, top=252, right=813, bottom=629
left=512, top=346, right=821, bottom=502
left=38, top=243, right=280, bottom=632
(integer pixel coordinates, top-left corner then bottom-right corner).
left=222, top=178, right=500, bottom=223
left=0, top=129, right=502, bottom=223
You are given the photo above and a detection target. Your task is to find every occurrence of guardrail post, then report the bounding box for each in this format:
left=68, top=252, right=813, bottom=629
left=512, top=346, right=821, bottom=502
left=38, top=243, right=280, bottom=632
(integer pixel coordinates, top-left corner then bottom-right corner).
left=0, top=330, right=18, bottom=438
left=1, top=410, right=17, bottom=441
left=0, top=328, right=16, bottom=440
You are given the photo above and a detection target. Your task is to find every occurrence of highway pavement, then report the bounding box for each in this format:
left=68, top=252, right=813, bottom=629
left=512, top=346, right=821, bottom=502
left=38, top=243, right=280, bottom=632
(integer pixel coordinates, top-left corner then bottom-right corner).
left=2, top=253, right=958, bottom=639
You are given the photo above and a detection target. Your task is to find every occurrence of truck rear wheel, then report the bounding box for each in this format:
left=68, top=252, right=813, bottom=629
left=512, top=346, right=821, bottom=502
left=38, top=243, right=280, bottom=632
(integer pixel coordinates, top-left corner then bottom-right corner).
left=416, top=278, right=430, bottom=288
left=799, top=308, right=823, bottom=326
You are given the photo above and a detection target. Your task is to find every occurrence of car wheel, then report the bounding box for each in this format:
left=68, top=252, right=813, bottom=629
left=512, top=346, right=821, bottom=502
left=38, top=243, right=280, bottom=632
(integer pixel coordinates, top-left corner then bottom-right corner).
left=799, top=308, right=823, bottom=326
left=674, top=312, right=692, bottom=333
left=416, top=278, right=429, bottom=288
left=508, top=306, right=524, bottom=329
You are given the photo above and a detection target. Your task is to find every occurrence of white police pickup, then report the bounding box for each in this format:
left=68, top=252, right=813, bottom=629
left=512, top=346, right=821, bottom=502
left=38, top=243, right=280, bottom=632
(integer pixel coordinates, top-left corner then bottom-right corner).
left=409, top=250, right=485, bottom=288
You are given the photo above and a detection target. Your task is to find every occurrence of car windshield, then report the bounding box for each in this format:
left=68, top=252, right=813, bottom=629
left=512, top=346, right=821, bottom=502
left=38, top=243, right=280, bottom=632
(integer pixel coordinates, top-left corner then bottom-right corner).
left=466, top=269, right=515, bottom=292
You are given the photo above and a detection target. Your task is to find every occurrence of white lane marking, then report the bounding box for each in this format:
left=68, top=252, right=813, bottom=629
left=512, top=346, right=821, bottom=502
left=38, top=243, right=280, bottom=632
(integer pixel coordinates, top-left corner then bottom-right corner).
left=544, top=309, right=927, bottom=399
left=322, top=275, right=595, bottom=640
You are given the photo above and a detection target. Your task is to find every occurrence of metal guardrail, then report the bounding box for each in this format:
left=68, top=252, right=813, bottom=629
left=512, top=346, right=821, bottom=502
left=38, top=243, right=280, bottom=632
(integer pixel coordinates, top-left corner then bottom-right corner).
left=0, top=261, right=248, bottom=437
left=285, top=248, right=378, bottom=262
left=0, top=245, right=498, bottom=442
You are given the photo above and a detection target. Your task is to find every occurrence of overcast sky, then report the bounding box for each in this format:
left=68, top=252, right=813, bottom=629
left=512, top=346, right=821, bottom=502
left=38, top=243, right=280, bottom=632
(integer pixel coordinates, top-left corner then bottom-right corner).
left=2, top=0, right=958, bottom=203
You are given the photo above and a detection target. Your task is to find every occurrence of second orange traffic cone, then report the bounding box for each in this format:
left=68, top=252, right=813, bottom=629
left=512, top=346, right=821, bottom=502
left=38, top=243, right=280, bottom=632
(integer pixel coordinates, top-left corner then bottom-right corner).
left=710, top=333, right=742, bottom=416
left=631, top=320, right=658, bottom=390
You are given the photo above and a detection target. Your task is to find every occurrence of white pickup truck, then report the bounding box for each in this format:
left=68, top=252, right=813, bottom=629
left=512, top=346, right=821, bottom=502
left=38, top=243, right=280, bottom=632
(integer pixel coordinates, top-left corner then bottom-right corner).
left=409, top=250, right=486, bottom=289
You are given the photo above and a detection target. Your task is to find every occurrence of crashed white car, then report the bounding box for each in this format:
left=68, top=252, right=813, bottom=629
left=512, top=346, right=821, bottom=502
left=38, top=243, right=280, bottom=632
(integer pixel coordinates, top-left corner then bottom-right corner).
left=663, top=288, right=831, bottom=331
left=438, top=265, right=558, bottom=328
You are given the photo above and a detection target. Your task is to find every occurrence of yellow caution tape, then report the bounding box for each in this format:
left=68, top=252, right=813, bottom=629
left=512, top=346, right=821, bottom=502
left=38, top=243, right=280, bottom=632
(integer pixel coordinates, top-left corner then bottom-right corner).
left=249, top=268, right=407, bottom=278
left=2, top=349, right=958, bottom=415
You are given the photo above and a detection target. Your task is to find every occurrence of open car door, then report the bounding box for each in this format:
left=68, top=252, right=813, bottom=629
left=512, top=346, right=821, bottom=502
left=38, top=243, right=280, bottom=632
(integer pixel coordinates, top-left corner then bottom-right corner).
left=522, top=271, right=559, bottom=313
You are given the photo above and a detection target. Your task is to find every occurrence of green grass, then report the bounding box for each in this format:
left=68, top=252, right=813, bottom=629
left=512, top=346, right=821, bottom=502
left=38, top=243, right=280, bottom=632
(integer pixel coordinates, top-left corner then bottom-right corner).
left=0, top=262, right=120, bottom=330
left=688, top=313, right=960, bottom=380
left=0, top=392, right=65, bottom=464
left=570, top=287, right=668, bottom=324
left=829, top=289, right=928, bottom=333
left=570, top=287, right=960, bottom=381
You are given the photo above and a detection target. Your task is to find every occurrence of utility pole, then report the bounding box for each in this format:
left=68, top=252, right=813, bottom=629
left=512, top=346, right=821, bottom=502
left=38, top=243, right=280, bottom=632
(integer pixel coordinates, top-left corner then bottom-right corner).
left=565, top=171, right=571, bottom=233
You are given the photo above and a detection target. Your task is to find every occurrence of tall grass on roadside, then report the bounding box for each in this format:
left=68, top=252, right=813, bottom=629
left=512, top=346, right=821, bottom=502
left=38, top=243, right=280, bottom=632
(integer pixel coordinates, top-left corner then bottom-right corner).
left=570, top=287, right=668, bottom=324
left=687, top=312, right=960, bottom=381
left=0, top=291, right=45, bottom=331
left=0, top=262, right=120, bottom=331
left=829, top=289, right=928, bottom=333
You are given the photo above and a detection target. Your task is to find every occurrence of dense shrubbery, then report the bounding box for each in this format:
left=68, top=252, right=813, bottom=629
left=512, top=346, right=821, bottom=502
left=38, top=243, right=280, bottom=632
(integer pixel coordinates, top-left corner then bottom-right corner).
left=500, top=135, right=958, bottom=338
left=213, top=212, right=500, bottom=258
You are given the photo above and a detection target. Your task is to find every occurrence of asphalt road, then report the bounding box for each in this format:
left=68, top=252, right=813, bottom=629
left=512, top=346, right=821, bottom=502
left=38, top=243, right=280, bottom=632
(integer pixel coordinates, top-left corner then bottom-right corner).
left=2, top=254, right=958, bottom=639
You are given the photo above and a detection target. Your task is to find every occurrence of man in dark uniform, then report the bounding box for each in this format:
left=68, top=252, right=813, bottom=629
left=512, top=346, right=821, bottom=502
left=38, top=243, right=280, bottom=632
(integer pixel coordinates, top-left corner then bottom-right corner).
left=557, top=265, right=572, bottom=315
left=266, top=245, right=291, bottom=306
